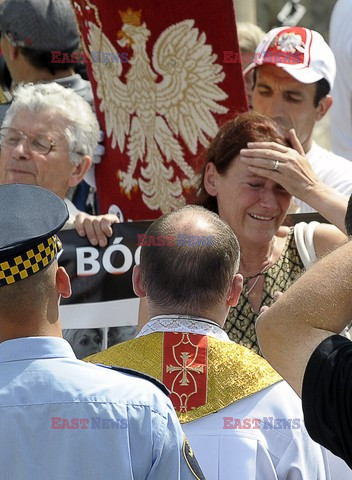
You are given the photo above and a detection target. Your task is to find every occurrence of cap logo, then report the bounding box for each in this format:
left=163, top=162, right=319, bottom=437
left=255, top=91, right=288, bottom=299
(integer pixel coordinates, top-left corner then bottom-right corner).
left=257, top=28, right=311, bottom=69
left=249, top=27, right=335, bottom=91
left=4, top=31, right=32, bottom=48
left=274, top=32, right=305, bottom=54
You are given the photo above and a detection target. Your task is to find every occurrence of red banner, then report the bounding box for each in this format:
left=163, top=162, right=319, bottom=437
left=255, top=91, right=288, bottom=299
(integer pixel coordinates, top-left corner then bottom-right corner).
left=163, top=333, right=208, bottom=413
left=72, top=0, right=247, bottom=220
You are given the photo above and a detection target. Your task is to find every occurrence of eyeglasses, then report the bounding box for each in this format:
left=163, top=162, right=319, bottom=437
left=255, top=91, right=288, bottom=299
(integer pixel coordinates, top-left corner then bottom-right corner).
left=0, top=127, right=56, bottom=155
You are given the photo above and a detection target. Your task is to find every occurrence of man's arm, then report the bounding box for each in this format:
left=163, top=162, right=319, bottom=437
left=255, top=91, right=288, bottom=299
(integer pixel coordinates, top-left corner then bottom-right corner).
left=256, top=240, right=352, bottom=396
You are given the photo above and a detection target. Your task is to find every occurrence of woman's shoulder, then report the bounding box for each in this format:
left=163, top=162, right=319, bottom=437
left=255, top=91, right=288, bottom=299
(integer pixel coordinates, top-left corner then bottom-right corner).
left=277, top=226, right=291, bottom=238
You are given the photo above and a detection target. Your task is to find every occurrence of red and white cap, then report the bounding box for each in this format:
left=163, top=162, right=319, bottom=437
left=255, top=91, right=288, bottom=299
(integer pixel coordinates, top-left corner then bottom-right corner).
left=244, top=26, right=336, bottom=89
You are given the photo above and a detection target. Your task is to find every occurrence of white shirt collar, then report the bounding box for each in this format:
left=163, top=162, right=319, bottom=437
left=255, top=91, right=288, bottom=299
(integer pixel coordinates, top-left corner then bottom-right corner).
left=137, top=315, right=231, bottom=342
left=0, top=336, right=75, bottom=363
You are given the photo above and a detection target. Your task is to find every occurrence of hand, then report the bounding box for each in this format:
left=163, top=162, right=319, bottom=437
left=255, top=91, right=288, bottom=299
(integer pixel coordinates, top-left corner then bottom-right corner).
left=75, top=212, right=119, bottom=247
left=240, top=129, right=320, bottom=201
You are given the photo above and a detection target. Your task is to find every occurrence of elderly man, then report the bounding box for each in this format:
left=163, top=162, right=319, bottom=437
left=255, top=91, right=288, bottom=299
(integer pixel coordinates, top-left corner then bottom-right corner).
left=241, top=26, right=352, bottom=215
left=256, top=225, right=352, bottom=470
left=0, top=183, right=203, bottom=480
left=0, top=81, right=117, bottom=247
left=0, top=0, right=101, bottom=198
left=87, top=204, right=331, bottom=479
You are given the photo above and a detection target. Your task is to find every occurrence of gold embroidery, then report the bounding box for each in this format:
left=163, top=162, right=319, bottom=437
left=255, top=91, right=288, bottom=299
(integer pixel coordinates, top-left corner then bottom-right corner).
left=119, top=8, right=142, bottom=26
left=86, top=332, right=281, bottom=423
left=167, top=353, right=204, bottom=386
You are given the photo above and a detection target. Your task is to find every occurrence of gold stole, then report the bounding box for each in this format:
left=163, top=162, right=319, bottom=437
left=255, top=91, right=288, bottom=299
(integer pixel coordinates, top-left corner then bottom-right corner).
left=86, top=332, right=281, bottom=423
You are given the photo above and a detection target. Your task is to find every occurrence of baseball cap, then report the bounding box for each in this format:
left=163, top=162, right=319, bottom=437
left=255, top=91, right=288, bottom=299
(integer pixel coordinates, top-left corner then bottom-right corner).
left=243, top=26, right=336, bottom=90
left=0, top=0, right=80, bottom=51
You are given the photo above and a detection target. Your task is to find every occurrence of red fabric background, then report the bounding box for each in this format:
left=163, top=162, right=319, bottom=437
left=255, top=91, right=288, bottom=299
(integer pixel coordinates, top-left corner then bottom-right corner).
left=163, top=333, right=208, bottom=412
left=72, top=0, right=248, bottom=220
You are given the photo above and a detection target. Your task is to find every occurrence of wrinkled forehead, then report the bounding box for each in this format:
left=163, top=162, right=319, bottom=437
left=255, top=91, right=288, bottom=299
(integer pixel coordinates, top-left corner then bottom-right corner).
left=7, top=108, right=69, bottom=138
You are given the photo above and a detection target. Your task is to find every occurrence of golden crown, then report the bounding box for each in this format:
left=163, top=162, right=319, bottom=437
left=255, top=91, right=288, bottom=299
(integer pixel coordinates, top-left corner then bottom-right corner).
left=119, top=8, right=142, bottom=26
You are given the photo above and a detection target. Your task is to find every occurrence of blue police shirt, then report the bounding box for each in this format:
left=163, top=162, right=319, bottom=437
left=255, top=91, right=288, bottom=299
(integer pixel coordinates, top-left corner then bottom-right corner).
left=0, top=336, right=202, bottom=479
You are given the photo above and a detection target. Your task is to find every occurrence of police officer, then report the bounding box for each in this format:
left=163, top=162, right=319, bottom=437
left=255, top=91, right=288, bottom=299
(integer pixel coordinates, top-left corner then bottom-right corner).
left=0, top=184, right=204, bottom=480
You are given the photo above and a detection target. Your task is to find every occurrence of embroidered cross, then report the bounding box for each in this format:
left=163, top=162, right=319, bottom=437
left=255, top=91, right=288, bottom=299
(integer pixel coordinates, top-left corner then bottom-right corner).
left=166, top=351, right=204, bottom=386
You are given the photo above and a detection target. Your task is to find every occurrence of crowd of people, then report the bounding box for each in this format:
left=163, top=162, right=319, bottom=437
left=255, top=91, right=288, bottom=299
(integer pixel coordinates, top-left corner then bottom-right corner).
left=1, top=0, right=352, bottom=478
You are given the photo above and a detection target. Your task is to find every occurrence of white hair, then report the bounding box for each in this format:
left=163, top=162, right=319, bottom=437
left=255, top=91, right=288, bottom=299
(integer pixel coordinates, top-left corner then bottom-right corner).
left=237, top=22, right=266, bottom=53
left=2, top=82, right=99, bottom=166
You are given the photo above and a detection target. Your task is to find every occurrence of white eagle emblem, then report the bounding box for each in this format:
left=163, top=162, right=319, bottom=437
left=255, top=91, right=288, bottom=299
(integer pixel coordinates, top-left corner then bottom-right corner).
left=87, top=9, right=228, bottom=213
left=276, top=32, right=305, bottom=54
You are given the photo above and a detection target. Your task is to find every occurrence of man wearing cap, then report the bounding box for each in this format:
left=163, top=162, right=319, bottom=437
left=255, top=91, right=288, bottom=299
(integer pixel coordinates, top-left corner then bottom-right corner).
left=0, top=183, right=204, bottom=480
left=86, top=205, right=331, bottom=479
left=241, top=26, right=352, bottom=215
left=0, top=0, right=92, bottom=116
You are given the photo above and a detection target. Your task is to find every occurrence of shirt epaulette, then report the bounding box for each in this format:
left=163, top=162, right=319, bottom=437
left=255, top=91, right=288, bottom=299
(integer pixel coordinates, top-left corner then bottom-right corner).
left=96, top=364, right=170, bottom=396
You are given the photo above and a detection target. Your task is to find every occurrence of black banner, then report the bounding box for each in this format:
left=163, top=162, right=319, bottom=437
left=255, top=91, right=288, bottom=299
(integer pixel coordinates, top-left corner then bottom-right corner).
left=59, top=221, right=151, bottom=306
left=59, top=213, right=324, bottom=306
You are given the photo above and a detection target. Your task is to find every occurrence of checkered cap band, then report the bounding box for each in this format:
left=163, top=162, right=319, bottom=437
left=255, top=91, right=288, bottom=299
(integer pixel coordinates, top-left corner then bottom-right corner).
left=0, top=235, right=62, bottom=286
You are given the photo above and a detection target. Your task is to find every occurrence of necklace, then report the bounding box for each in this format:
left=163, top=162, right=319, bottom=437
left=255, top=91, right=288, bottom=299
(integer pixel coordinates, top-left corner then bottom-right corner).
left=244, top=238, right=276, bottom=296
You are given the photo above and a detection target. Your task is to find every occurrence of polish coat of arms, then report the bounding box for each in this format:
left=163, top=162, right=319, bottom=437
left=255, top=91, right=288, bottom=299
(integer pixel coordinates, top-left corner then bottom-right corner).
left=274, top=32, right=305, bottom=54
left=87, top=8, right=228, bottom=213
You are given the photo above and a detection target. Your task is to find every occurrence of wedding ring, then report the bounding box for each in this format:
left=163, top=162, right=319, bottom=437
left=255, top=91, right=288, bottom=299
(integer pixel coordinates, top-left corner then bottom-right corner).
left=273, top=160, right=280, bottom=172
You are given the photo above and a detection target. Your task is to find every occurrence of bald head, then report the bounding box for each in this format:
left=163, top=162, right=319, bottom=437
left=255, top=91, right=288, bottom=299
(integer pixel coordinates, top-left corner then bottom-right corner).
left=138, top=205, right=240, bottom=316
left=169, top=205, right=218, bottom=238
